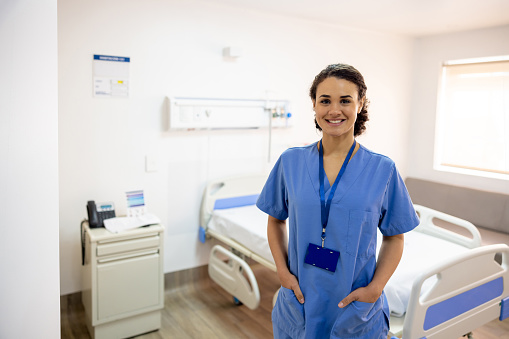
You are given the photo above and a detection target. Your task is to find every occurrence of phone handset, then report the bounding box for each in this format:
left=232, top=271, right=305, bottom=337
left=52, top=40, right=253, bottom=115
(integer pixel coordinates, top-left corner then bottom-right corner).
left=87, top=201, right=100, bottom=228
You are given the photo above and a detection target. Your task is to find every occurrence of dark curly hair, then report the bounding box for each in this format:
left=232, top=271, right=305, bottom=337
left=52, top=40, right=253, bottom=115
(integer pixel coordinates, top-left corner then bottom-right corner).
left=309, top=63, right=369, bottom=137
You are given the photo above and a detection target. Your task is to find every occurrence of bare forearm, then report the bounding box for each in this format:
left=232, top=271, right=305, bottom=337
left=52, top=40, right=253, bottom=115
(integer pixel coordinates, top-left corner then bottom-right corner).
left=267, top=215, right=289, bottom=277
left=370, top=234, right=404, bottom=295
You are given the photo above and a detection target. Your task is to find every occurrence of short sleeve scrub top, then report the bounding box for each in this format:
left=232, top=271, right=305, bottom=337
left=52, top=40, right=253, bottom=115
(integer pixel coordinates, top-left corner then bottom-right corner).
left=256, top=142, right=420, bottom=339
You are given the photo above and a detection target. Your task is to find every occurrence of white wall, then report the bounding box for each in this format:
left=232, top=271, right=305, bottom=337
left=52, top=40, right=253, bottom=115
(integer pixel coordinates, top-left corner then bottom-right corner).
left=58, top=0, right=414, bottom=295
left=0, top=0, right=60, bottom=337
left=408, top=25, right=509, bottom=194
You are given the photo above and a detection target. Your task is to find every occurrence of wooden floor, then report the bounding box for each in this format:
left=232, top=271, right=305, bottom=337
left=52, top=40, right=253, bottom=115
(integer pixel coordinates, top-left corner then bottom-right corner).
left=61, top=264, right=278, bottom=339
left=61, top=264, right=509, bottom=339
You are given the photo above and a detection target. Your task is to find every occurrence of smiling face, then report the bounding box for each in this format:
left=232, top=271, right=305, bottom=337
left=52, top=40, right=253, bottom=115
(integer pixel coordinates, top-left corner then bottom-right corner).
left=313, top=77, right=364, bottom=140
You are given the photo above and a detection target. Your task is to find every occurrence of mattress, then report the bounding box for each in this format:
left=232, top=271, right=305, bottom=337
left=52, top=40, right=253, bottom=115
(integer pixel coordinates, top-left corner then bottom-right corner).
left=208, top=204, right=469, bottom=316
left=377, top=230, right=469, bottom=317
left=208, top=204, right=275, bottom=264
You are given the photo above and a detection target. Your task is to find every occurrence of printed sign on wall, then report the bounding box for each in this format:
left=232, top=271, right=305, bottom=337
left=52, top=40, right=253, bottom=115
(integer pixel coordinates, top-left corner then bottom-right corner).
left=93, top=54, right=130, bottom=97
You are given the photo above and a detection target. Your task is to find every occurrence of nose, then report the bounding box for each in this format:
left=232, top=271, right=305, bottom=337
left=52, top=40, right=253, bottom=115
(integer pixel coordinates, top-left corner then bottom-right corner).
left=329, top=102, right=342, bottom=114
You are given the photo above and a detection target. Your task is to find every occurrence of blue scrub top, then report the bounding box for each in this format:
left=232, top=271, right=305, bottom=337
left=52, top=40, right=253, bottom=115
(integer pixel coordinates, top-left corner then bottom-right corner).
left=256, top=142, right=420, bottom=339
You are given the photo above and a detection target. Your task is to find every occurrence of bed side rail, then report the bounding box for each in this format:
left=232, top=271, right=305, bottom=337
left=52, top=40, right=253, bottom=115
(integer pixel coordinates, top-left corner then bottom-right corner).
left=206, top=229, right=277, bottom=272
left=413, top=204, right=482, bottom=249
left=208, top=245, right=260, bottom=310
left=199, top=174, right=267, bottom=231
left=403, top=244, right=509, bottom=339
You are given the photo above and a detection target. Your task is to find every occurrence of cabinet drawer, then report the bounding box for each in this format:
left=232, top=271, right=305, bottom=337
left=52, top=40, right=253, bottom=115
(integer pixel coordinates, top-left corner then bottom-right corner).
left=97, top=253, right=161, bottom=320
left=97, top=235, right=160, bottom=257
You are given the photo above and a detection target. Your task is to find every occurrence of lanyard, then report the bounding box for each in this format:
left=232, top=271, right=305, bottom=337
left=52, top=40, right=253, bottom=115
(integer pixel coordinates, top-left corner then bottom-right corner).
left=319, top=139, right=356, bottom=247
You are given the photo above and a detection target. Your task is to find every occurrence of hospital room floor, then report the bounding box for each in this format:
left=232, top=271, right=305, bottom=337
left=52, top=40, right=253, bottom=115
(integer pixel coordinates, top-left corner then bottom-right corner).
left=61, top=263, right=509, bottom=339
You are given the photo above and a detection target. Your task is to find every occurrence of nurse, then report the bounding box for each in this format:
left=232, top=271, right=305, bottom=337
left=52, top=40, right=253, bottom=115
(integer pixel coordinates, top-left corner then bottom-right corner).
left=256, top=63, right=420, bottom=338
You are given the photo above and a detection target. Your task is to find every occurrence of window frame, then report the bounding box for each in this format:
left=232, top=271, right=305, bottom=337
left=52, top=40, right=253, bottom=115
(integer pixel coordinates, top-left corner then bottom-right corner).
left=434, top=55, right=509, bottom=181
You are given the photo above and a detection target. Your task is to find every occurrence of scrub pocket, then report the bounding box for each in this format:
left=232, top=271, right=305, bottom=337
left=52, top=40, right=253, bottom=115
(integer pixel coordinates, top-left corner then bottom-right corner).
left=330, top=297, right=388, bottom=339
left=346, top=210, right=378, bottom=258
left=272, top=286, right=305, bottom=339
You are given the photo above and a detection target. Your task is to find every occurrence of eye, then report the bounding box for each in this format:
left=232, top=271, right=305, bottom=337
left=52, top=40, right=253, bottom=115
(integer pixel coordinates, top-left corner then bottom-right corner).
left=320, top=98, right=331, bottom=104
left=340, top=99, right=351, bottom=104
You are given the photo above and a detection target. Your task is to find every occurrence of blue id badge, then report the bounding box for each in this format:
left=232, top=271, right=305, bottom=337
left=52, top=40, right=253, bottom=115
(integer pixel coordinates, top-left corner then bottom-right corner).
left=304, top=243, right=340, bottom=272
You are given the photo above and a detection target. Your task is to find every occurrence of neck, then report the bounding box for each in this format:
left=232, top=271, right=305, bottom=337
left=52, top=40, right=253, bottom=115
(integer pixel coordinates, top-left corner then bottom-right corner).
left=320, top=133, right=355, bottom=156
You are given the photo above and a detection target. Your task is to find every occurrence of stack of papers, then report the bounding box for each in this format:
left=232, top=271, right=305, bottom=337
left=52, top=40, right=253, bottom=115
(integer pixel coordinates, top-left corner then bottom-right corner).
left=103, top=213, right=161, bottom=233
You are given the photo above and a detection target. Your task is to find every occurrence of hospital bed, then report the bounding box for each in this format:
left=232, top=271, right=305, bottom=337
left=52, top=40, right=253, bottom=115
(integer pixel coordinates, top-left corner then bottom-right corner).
left=198, top=174, right=509, bottom=339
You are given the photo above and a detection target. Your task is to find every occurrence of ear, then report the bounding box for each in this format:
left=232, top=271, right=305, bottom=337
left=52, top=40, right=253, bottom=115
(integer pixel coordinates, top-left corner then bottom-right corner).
left=312, top=99, right=316, bottom=110
left=358, top=97, right=365, bottom=114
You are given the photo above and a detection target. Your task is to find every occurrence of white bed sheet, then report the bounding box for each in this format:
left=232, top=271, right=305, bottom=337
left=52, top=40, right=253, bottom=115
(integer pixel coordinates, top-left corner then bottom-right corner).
left=208, top=205, right=275, bottom=264
left=209, top=205, right=469, bottom=317
left=377, top=230, right=469, bottom=317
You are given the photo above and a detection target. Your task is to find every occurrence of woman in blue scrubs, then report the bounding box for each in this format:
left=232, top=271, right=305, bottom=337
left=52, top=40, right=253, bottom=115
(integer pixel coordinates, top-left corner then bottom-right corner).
left=256, top=64, right=420, bottom=338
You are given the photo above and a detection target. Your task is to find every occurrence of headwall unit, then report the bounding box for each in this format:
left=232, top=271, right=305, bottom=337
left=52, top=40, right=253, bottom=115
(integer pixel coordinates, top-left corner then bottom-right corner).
left=167, top=97, right=292, bottom=130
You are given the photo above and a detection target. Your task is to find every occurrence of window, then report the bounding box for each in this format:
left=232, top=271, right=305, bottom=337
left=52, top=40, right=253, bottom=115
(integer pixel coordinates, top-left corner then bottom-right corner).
left=435, top=56, right=509, bottom=180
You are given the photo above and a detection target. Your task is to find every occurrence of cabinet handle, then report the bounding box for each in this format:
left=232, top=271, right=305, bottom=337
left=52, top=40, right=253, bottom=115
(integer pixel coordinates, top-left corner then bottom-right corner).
left=97, top=249, right=159, bottom=263
left=97, top=233, right=160, bottom=244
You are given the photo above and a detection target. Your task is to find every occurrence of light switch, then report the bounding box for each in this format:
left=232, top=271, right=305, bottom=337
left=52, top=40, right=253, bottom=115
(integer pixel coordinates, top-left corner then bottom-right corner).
left=145, top=155, right=158, bottom=173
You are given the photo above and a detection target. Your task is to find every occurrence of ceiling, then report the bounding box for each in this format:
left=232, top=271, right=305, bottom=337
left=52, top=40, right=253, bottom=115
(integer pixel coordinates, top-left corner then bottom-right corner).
left=210, top=0, right=509, bottom=37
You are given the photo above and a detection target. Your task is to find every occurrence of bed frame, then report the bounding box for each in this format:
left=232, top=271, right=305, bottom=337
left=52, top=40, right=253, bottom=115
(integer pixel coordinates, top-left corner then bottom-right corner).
left=199, top=175, right=509, bottom=338
left=199, top=174, right=274, bottom=310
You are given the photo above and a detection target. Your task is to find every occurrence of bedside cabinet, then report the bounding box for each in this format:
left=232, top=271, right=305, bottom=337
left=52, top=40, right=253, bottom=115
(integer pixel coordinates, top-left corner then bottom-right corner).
left=82, top=223, right=164, bottom=339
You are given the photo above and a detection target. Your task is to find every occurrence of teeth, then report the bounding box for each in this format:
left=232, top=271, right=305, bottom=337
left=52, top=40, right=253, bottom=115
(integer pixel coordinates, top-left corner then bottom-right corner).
left=329, top=120, right=343, bottom=123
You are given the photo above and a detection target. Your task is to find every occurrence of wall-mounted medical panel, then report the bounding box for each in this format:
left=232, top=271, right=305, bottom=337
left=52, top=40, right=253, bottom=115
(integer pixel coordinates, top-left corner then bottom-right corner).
left=167, top=97, right=291, bottom=131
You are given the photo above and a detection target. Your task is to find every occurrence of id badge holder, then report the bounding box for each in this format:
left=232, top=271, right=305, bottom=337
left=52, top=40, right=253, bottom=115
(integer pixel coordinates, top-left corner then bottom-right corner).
left=304, top=243, right=340, bottom=272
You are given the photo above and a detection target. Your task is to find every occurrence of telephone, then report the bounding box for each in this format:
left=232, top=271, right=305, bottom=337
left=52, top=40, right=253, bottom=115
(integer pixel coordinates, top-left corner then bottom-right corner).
left=86, top=200, right=116, bottom=228
left=82, top=200, right=116, bottom=265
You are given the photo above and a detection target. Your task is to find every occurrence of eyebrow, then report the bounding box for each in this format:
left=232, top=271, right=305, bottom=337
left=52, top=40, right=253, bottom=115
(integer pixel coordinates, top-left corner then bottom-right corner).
left=318, top=94, right=354, bottom=99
